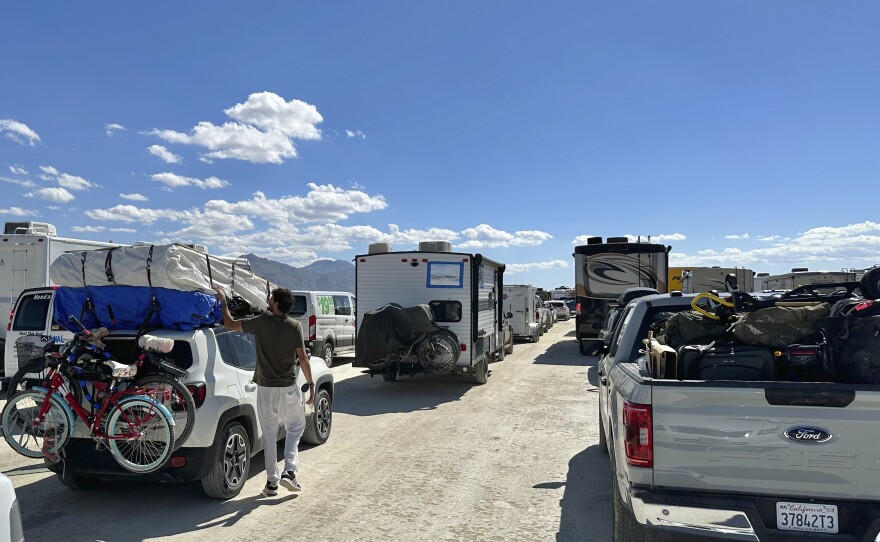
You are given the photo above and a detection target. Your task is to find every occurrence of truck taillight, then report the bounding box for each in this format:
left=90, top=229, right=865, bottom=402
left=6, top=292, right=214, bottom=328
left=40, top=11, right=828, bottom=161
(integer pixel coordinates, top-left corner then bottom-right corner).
left=308, top=315, right=316, bottom=342
left=575, top=303, right=581, bottom=315
left=623, top=401, right=653, bottom=468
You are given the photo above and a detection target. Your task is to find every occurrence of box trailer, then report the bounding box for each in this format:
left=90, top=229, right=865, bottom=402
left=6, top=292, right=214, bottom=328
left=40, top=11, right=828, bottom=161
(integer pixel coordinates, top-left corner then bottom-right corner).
left=354, top=242, right=505, bottom=384
left=502, top=284, right=541, bottom=342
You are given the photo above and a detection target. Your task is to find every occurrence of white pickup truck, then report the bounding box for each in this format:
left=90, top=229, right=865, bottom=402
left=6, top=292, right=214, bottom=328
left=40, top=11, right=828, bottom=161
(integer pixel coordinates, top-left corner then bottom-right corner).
left=597, top=291, right=880, bottom=541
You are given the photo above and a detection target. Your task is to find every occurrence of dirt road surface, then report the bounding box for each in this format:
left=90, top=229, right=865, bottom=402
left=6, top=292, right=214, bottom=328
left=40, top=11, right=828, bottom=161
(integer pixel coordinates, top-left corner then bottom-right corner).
left=1, top=320, right=611, bottom=541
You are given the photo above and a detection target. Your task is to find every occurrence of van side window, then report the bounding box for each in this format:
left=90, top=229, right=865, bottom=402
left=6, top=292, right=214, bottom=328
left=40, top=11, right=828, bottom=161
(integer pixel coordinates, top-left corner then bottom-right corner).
left=289, top=295, right=308, bottom=317
left=333, top=295, right=352, bottom=316
left=12, top=293, right=52, bottom=331
left=429, top=300, right=462, bottom=322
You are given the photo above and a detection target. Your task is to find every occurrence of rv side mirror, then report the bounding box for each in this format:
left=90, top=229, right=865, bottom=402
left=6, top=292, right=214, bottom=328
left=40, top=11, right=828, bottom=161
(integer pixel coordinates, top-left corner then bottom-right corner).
left=579, top=339, right=604, bottom=357
left=505, top=312, right=513, bottom=319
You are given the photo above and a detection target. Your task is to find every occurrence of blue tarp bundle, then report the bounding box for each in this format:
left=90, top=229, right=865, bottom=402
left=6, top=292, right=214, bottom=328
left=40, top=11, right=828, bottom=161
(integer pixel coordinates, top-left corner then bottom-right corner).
left=54, top=286, right=222, bottom=332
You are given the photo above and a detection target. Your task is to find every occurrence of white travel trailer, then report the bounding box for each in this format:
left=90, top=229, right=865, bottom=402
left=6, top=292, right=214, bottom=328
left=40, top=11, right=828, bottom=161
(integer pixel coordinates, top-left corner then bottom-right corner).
left=354, top=242, right=506, bottom=384
left=502, top=285, right=541, bottom=342
left=759, top=268, right=858, bottom=291
left=680, top=266, right=755, bottom=294
left=0, top=221, right=120, bottom=375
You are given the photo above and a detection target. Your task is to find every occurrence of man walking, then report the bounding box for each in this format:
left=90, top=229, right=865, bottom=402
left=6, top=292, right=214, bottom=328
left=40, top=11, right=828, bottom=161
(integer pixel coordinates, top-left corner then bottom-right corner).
left=214, top=286, right=315, bottom=497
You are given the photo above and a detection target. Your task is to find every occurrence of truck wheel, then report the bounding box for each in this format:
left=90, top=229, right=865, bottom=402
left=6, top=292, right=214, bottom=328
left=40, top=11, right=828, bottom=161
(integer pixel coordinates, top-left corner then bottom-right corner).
left=56, top=473, right=101, bottom=490
left=322, top=342, right=334, bottom=368
left=382, top=369, right=397, bottom=382
left=611, top=445, right=645, bottom=542
left=473, top=358, right=488, bottom=385
left=302, top=388, right=332, bottom=445
left=201, top=421, right=250, bottom=499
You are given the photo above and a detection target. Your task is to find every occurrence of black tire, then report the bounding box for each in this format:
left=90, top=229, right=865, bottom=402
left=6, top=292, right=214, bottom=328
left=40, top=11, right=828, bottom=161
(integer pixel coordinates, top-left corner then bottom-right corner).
left=322, top=342, right=334, bottom=368
left=201, top=421, right=250, bottom=499
left=6, top=358, right=50, bottom=400
left=496, top=344, right=505, bottom=362
left=473, top=358, right=488, bottom=385
left=132, top=374, right=196, bottom=450
left=56, top=473, right=102, bottom=490
left=382, top=369, right=397, bottom=382
left=610, top=443, right=645, bottom=542
left=861, top=268, right=880, bottom=299
left=599, top=411, right=608, bottom=455
left=302, top=388, right=332, bottom=445
left=504, top=328, right=514, bottom=355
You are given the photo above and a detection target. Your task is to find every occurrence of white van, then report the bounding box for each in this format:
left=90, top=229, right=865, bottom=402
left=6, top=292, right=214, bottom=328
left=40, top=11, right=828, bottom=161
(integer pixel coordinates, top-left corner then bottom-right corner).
left=289, top=291, right=356, bottom=367
left=502, top=285, right=541, bottom=343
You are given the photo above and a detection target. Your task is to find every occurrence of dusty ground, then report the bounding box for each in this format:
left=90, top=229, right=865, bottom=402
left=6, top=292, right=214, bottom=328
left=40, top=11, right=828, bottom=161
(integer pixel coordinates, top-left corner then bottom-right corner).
left=1, top=319, right=610, bottom=542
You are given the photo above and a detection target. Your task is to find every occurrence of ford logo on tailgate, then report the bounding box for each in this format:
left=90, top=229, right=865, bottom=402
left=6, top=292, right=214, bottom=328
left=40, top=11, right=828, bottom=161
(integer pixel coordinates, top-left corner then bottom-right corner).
left=784, top=426, right=833, bottom=444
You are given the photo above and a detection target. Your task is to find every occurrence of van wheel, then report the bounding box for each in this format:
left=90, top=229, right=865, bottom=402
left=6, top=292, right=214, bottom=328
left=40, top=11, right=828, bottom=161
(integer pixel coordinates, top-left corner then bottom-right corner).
left=201, top=422, right=250, bottom=499
left=473, top=358, right=488, bottom=385
left=322, top=342, right=334, bottom=368
left=302, top=388, right=332, bottom=445
left=56, top=473, right=101, bottom=490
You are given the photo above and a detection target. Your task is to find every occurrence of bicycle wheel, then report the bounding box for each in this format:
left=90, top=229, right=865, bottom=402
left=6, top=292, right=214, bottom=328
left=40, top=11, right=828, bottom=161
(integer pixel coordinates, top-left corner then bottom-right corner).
left=5, top=358, right=50, bottom=400
left=106, top=396, right=175, bottom=473
left=130, top=374, right=196, bottom=450
left=1, top=389, right=72, bottom=459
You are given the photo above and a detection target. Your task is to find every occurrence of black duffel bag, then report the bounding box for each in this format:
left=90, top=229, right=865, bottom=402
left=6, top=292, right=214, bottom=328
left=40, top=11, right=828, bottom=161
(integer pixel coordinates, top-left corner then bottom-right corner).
left=834, top=315, right=880, bottom=384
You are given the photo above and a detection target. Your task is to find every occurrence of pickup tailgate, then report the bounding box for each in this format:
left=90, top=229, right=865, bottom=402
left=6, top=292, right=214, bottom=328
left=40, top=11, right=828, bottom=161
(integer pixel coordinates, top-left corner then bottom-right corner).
left=652, top=383, right=880, bottom=500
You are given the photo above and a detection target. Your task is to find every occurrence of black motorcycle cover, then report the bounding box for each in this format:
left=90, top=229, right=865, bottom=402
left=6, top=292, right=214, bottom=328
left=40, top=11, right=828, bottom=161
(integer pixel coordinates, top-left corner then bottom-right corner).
left=355, top=304, right=440, bottom=367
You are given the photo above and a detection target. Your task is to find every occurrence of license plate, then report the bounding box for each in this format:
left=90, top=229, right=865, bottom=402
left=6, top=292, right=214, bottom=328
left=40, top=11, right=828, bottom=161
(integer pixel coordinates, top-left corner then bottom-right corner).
left=776, top=502, right=838, bottom=534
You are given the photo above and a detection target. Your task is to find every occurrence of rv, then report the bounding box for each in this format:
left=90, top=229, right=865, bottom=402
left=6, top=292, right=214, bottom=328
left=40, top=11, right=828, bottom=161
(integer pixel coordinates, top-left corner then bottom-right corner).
left=502, top=285, right=541, bottom=343
left=758, top=268, right=858, bottom=291
left=354, top=242, right=506, bottom=384
left=680, top=266, right=755, bottom=294
left=0, top=221, right=120, bottom=376
left=572, top=236, right=670, bottom=342
left=667, top=266, right=696, bottom=292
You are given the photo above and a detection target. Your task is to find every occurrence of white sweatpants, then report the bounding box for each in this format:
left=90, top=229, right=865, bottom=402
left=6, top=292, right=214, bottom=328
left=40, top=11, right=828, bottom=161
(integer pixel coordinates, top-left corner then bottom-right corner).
left=257, top=383, right=306, bottom=483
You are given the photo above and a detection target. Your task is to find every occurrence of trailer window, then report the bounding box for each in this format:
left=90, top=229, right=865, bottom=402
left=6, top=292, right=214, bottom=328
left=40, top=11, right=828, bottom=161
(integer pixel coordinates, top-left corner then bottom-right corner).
left=12, top=293, right=52, bottom=331
left=427, top=262, right=464, bottom=288
left=429, top=300, right=462, bottom=322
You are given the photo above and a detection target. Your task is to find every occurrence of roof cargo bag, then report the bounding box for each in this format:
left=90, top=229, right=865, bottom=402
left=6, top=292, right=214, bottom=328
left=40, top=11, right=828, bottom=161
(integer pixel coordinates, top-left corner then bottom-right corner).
left=49, top=244, right=274, bottom=312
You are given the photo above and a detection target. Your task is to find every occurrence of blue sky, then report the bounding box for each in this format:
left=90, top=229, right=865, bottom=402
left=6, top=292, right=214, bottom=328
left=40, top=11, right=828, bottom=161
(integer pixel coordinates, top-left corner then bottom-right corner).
left=2, top=1, right=878, bottom=290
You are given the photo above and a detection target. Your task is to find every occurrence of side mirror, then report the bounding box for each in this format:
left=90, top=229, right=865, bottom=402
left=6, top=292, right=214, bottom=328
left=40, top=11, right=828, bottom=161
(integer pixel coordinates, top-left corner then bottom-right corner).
left=579, top=339, right=604, bottom=357
left=505, top=312, right=513, bottom=319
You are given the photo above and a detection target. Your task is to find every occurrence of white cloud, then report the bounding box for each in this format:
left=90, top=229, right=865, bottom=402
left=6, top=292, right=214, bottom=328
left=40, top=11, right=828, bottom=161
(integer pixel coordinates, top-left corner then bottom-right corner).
left=110, top=227, right=137, bottom=233
left=151, top=172, right=229, bottom=190
left=149, top=92, right=323, bottom=164
left=72, top=225, right=106, bottom=233
left=725, top=233, right=750, bottom=240
left=105, top=123, right=126, bottom=137
left=671, top=221, right=880, bottom=271
left=757, top=235, right=782, bottom=242
left=0, top=175, right=36, bottom=188
left=345, top=130, right=366, bottom=139
left=27, top=187, right=75, bottom=203
left=86, top=204, right=181, bottom=224
left=0, top=119, right=40, bottom=146
left=120, top=193, right=149, bottom=202
left=572, top=235, right=597, bottom=245
left=147, top=144, right=182, bottom=164
left=506, top=260, right=570, bottom=274
left=0, top=206, right=37, bottom=216
left=39, top=165, right=95, bottom=191
left=458, top=224, right=552, bottom=248
left=8, top=165, right=28, bottom=175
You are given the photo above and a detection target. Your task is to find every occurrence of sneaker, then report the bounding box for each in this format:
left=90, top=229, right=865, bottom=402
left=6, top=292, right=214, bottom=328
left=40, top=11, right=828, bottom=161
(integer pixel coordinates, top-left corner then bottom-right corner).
left=262, top=481, right=279, bottom=497
left=280, top=471, right=301, bottom=492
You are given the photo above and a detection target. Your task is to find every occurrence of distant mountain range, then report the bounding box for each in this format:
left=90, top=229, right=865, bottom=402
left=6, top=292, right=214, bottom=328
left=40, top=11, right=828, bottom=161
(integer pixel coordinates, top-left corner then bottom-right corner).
left=242, top=254, right=355, bottom=293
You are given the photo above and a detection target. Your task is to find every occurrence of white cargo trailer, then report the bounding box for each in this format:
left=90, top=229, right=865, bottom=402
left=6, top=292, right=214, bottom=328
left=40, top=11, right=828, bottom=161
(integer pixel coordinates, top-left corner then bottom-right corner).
left=0, top=221, right=120, bottom=376
left=354, top=242, right=506, bottom=384
left=502, top=284, right=541, bottom=342
left=759, top=268, right=858, bottom=291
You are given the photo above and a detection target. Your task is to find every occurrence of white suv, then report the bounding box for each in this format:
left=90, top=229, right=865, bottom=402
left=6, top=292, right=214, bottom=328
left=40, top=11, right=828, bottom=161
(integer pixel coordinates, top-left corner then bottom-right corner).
left=10, top=287, right=334, bottom=499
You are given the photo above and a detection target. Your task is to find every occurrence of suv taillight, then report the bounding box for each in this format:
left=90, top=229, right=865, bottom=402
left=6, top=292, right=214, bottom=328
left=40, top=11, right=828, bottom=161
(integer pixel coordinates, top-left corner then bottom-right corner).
left=186, top=383, right=207, bottom=408
left=308, top=315, right=317, bottom=342
left=623, top=401, right=653, bottom=468
left=575, top=303, right=581, bottom=315
left=7, top=308, right=14, bottom=331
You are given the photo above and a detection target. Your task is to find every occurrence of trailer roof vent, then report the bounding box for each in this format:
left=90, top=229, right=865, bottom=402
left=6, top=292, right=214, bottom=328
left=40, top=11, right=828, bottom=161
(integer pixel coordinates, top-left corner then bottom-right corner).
left=756, top=272, right=769, bottom=277
left=4, top=221, right=57, bottom=236
left=368, top=243, right=392, bottom=254
left=607, top=236, right=629, bottom=243
left=586, top=236, right=603, bottom=245
left=419, top=241, right=452, bottom=253
left=791, top=267, right=809, bottom=273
